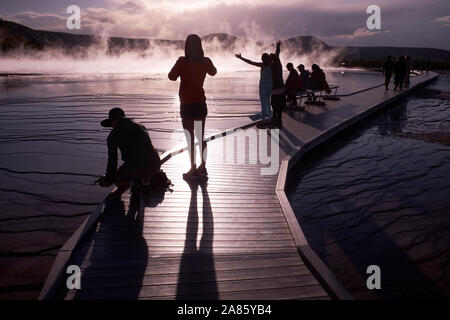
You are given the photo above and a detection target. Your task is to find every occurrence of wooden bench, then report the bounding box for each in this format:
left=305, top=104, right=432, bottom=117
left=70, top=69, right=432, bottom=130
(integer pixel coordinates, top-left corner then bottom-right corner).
left=295, top=85, right=340, bottom=108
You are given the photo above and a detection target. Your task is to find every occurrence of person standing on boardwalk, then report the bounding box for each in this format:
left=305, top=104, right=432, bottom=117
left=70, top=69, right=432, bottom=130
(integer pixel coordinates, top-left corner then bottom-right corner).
left=285, top=62, right=300, bottom=107
left=393, top=55, right=406, bottom=91
left=426, top=58, right=432, bottom=73
left=169, top=34, right=217, bottom=180
left=404, top=56, right=412, bottom=88
left=382, top=56, right=394, bottom=90
left=235, top=52, right=273, bottom=128
left=270, top=40, right=285, bottom=128
left=97, top=107, right=161, bottom=195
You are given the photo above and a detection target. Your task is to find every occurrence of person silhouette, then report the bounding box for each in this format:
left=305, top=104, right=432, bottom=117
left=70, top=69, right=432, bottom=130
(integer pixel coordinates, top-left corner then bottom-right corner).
left=270, top=40, right=285, bottom=128
left=97, top=107, right=161, bottom=197
left=393, top=55, right=406, bottom=91
left=285, top=62, right=300, bottom=107
left=383, top=56, right=394, bottom=90
left=235, top=51, right=273, bottom=128
left=169, top=34, right=217, bottom=180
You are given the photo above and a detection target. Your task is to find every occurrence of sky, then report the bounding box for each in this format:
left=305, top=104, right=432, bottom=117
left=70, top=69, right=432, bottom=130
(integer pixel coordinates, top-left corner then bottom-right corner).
left=1, top=0, right=450, bottom=50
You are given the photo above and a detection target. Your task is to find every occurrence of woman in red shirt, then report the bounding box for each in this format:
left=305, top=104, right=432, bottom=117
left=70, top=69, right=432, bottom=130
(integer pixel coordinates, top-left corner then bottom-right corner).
left=169, top=34, right=217, bottom=179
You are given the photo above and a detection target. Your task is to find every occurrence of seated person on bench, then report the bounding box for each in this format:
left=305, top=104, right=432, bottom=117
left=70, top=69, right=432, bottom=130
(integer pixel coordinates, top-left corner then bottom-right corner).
left=285, top=63, right=301, bottom=107
left=308, top=64, right=331, bottom=101
left=297, top=64, right=310, bottom=93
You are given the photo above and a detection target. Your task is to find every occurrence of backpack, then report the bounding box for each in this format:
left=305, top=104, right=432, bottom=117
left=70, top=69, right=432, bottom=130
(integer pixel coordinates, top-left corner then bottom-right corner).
left=141, top=169, right=173, bottom=207
left=149, top=169, right=174, bottom=193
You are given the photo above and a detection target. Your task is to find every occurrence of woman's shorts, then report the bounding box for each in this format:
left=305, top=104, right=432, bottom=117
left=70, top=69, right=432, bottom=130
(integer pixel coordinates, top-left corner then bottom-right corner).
left=180, top=102, right=208, bottom=119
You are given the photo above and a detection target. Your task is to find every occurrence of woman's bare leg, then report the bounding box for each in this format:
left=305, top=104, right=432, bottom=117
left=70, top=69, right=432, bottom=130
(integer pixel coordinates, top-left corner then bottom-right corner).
left=182, top=118, right=196, bottom=170
left=195, top=117, right=207, bottom=169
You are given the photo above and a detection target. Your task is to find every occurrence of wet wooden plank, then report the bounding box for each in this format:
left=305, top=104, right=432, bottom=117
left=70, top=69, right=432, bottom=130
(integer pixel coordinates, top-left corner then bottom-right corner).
left=161, top=285, right=330, bottom=300
left=63, top=274, right=323, bottom=300
left=94, top=227, right=293, bottom=235
left=77, top=256, right=305, bottom=274
left=73, top=246, right=297, bottom=258
left=72, top=252, right=300, bottom=267
left=78, top=265, right=312, bottom=289
left=94, top=233, right=294, bottom=241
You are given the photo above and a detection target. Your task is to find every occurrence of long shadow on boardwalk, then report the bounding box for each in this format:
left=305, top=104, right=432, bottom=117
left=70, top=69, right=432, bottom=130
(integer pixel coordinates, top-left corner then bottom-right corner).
left=176, top=180, right=218, bottom=299
left=71, top=191, right=148, bottom=299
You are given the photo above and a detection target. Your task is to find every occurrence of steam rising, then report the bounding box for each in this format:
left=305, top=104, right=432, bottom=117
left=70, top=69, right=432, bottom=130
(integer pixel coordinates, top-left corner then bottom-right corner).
left=0, top=34, right=343, bottom=74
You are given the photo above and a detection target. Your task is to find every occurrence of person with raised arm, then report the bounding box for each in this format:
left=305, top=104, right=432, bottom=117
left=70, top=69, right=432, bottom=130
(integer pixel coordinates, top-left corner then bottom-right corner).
left=235, top=51, right=273, bottom=128
left=270, top=40, right=285, bottom=128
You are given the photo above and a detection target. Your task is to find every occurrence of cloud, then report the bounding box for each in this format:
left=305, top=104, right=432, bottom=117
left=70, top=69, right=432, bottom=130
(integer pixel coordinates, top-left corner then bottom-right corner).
left=435, top=15, right=450, bottom=26
left=3, top=0, right=374, bottom=40
left=3, top=0, right=450, bottom=49
left=435, top=15, right=450, bottom=22
left=331, top=28, right=381, bottom=40
left=8, top=11, right=66, bottom=31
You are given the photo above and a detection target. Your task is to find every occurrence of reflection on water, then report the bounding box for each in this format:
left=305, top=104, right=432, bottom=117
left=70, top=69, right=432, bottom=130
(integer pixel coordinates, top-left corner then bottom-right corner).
left=0, top=69, right=382, bottom=299
left=288, top=75, right=450, bottom=299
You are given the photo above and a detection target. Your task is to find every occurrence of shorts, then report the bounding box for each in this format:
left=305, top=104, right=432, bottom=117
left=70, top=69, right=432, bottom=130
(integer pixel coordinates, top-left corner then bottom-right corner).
left=116, top=163, right=161, bottom=183
left=180, top=102, right=208, bottom=119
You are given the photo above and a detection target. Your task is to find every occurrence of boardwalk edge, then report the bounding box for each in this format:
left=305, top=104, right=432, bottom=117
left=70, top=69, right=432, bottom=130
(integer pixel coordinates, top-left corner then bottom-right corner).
left=274, top=72, right=439, bottom=300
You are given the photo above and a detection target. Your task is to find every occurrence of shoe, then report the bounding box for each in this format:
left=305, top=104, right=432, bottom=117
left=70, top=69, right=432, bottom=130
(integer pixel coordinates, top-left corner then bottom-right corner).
left=182, top=168, right=200, bottom=180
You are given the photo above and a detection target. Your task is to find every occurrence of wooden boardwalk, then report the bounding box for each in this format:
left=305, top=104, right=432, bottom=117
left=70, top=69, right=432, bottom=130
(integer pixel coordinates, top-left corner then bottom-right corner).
left=41, top=71, right=438, bottom=300
left=56, top=152, right=331, bottom=299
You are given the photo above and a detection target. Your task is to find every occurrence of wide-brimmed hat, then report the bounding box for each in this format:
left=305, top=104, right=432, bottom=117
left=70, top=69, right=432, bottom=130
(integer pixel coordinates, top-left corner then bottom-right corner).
left=101, top=107, right=125, bottom=127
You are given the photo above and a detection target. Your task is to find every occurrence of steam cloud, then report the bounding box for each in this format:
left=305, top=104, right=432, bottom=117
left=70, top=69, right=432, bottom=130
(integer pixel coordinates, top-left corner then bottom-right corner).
left=0, top=25, right=343, bottom=74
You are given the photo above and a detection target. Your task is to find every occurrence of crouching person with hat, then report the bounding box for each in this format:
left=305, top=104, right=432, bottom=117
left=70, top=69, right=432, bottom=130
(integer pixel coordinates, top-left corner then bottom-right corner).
left=97, top=107, right=161, bottom=196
